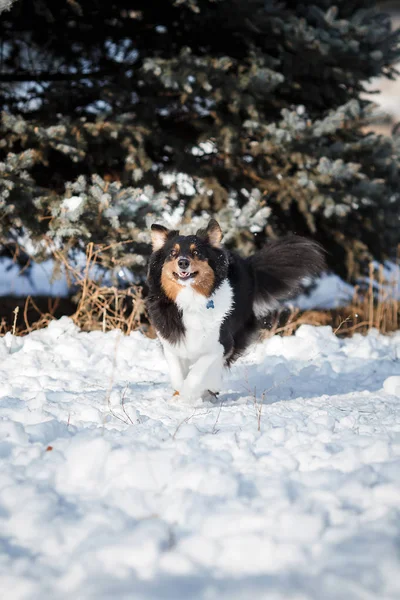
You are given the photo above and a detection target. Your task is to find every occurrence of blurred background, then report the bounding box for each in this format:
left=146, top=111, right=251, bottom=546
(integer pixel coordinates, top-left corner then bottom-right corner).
left=0, top=0, right=399, bottom=334
left=366, top=2, right=400, bottom=132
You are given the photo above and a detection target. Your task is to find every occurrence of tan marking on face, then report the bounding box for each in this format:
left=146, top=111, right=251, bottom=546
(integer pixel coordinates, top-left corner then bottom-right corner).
left=161, top=256, right=214, bottom=300
left=191, top=258, right=215, bottom=297
left=190, top=243, right=196, bottom=252
left=173, top=243, right=180, bottom=254
left=161, top=259, right=182, bottom=301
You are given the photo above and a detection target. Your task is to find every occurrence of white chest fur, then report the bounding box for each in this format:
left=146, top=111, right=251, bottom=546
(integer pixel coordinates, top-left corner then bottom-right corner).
left=160, top=278, right=234, bottom=360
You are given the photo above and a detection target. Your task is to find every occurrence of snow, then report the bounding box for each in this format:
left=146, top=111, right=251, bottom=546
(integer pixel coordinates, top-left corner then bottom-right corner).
left=0, top=258, right=70, bottom=297
left=60, top=195, right=85, bottom=221
left=1, top=318, right=400, bottom=599
left=290, top=273, right=355, bottom=310
left=383, top=376, right=400, bottom=397
left=191, top=141, right=217, bottom=156
left=0, top=256, right=137, bottom=298
left=61, top=196, right=84, bottom=213
left=159, top=172, right=197, bottom=196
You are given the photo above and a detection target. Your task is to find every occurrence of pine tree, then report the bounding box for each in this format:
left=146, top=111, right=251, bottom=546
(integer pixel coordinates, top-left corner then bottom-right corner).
left=1, top=0, right=400, bottom=279
left=0, top=0, right=16, bottom=14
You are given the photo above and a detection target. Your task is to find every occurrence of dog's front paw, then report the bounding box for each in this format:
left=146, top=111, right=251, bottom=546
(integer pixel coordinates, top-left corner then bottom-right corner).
left=169, top=388, right=198, bottom=405
left=169, top=389, right=182, bottom=403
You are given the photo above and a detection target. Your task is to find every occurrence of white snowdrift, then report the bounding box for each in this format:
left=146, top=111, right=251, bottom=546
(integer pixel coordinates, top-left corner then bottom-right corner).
left=0, top=319, right=400, bottom=600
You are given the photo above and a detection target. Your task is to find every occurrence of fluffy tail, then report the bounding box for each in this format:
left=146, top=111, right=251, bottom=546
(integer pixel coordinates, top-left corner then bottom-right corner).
left=247, top=236, right=326, bottom=318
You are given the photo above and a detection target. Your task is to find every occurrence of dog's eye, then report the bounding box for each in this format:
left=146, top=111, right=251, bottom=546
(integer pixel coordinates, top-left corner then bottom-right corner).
left=170, top=249, right=178, bottom=258
left=192, top=249, right=198, bottom=257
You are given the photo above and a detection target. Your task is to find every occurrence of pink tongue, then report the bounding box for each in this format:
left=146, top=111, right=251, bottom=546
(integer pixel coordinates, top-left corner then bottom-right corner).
left=179, top=272, right=189, bottom=278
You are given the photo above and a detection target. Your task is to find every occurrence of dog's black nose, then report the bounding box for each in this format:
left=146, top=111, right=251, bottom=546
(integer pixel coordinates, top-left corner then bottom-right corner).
left=178, top=258, right=190, bottom=270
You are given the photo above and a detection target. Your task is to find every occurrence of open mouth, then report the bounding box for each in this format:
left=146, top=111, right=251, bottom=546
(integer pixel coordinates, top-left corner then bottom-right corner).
left=173, top=271, right=198, bottom=281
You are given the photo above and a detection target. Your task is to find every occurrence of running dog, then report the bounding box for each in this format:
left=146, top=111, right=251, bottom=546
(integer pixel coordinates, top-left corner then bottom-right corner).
left=146, top=219, right=325, bottom=401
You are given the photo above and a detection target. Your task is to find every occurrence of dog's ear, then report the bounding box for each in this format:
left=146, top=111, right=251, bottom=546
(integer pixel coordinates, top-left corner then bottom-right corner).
left=197, top=219, right=222, bottom=248
left=151, top=224, right=169, bottom=251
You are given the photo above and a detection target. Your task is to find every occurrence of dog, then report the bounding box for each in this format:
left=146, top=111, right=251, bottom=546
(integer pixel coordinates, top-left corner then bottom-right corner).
left=146, top=219, right=325, bottom=402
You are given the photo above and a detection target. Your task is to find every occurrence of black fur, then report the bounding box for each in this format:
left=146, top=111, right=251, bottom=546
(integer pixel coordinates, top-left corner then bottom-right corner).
left=147, top=225, right=326, bottom=365
left=146, top=234, right=185, bottom=344
left=248, top=236, right=326, bottom=307
left=221, top=236, right=326, bottom=364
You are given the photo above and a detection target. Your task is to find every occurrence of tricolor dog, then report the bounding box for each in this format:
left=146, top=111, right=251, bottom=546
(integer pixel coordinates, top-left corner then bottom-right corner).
left=146, top=219, right=325, bottom=402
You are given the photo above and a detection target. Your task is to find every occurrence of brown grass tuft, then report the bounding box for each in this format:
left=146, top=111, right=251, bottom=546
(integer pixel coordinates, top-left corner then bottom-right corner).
left=53, top=242, right=148, bottom=335
left=262, top=261, right=399, bottom=339
left=1, top=242, right=148, bottom=336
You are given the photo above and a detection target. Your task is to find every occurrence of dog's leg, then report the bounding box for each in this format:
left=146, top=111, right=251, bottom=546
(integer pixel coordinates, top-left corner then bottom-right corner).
left=163, top=346, right=188, bottom=392
left=181, top=345, right=224, bottom=401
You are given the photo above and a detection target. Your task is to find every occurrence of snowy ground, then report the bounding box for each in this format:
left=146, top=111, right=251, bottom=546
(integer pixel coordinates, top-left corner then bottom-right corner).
left=1, top=318, right=400, bottom=600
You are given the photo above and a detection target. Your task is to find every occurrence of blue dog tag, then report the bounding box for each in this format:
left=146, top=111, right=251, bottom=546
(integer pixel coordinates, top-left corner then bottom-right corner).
left=206, top=299, right=215, bottom=309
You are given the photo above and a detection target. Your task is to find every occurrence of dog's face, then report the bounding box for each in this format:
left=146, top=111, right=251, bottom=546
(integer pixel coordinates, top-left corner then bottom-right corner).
left=148, top=219, right=228, bottom=300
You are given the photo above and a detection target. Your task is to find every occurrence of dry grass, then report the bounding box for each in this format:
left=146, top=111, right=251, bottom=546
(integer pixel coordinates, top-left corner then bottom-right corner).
left=0, top=296, right=75, bottom=336
left=1, top=242, right=149, bottom=337
left=54, top=242, right=148, bottom=335
left=52, top=243, right=146, bottom=334
left=1, top=246, right=399, bottom=339
left=263, top=261, right=399, bottom=339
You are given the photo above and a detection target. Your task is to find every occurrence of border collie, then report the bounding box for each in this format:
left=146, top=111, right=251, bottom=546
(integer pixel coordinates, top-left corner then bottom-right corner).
left=146, top=219, right=325, bottom=402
